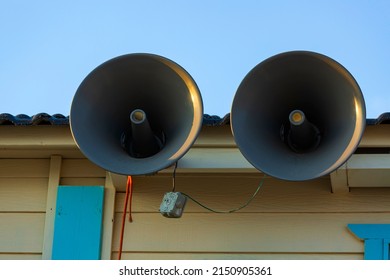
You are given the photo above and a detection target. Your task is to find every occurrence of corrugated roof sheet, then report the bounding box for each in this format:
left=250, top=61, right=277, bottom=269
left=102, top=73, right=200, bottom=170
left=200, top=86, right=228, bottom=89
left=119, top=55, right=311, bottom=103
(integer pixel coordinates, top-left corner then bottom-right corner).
left=0, top=112, right=389, bottom=126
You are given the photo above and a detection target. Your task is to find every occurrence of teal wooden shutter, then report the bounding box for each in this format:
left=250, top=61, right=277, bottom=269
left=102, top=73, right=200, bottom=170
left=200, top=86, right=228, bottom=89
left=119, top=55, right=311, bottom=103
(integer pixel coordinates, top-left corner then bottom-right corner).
left=52, top=186, right=104, bottom=260
left=348, top=224, right=390, bottom=260
left=384, top=239, right=390, bottom=260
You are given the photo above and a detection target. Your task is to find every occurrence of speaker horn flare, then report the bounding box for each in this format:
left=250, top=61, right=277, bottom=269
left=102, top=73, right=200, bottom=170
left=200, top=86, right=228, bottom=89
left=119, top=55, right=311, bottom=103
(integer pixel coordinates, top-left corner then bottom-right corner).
left=70, top=53, right=203, bottom=175
left=231, top=51, right=366, bottom=181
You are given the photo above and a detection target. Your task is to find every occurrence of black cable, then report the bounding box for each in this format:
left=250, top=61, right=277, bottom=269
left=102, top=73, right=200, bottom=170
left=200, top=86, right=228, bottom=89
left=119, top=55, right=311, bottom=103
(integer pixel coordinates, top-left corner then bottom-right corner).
left=171, top=161, right=178, bottom=192
left=181, top=175, right=266, bottom=213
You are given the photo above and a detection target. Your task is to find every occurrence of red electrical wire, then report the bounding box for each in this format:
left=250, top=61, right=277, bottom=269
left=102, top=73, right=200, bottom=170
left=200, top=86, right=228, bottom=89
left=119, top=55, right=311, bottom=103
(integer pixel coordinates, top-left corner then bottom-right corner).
left=118, top=176, right=133, bottom=260
left=127, top=176, right=134, bottom=223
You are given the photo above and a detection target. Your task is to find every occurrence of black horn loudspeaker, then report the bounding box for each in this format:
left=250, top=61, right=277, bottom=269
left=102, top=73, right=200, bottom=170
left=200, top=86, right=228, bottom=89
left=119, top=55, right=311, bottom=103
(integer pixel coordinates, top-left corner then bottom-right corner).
left=231, top=51, right=366, bottom=181
left=70, top=53, right=203, bottom=175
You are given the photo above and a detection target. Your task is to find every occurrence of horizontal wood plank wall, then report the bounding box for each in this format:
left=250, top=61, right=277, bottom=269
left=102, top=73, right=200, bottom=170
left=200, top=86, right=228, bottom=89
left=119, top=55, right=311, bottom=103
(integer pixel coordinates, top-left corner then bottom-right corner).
left=0, top=158, right=106, bottom=260
left=0, top=159, right=50, bottom=260
left=112, top=174, right=390, bottom=260
left=59, top=158, right=106, bottom=192
left=113, top=252, right=362, bottom=260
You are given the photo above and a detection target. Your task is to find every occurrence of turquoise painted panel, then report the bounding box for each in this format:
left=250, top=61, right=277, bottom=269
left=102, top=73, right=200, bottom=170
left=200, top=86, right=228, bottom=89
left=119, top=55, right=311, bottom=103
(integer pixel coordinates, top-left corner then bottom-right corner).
left=348, top=224, right=390, bottom=239
left=384, top=239, right=390, bottom=260
left=52, top=186, right=104, bottom=260
left=348, top=224, right=390, bottom=260
left=364, top=239, right=383, bottom=260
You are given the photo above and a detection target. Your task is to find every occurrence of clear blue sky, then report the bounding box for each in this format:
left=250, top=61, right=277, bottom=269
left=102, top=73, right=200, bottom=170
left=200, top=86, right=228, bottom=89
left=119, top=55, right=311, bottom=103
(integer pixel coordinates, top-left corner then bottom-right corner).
left=0, top=0, right=389, bottom=118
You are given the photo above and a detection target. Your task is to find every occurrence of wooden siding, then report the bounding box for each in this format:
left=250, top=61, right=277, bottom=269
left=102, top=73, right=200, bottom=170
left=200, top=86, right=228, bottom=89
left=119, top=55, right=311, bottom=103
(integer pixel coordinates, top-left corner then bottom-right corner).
left=113, top=252, right=362, bottom=260
left=0, top=157, right=106, bottom=260
left=112, top=174, right=390, bottom=260
left=0, top=159, right=49, bottom=260
left=1, top=155, right=390, bottom=260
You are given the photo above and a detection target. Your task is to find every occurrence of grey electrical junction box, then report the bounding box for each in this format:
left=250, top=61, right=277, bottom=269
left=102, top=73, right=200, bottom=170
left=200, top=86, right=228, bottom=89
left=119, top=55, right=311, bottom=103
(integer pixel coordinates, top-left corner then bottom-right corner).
left=159, top=192, right=187, bottom=218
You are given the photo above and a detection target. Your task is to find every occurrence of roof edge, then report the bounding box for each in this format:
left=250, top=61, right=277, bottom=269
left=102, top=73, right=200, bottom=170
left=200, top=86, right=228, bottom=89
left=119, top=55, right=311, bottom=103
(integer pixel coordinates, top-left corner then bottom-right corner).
left=0, top=112, right=389, bottom=126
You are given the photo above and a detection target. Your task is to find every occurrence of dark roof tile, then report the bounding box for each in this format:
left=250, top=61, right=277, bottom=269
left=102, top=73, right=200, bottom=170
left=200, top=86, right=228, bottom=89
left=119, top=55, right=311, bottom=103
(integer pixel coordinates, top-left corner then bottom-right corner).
left=366, top=112, right=390, bottom=125
left=203, top=114, right=230, bottom=126
left=0, top=112, right=389, bottom=126
left=0, top=113, right=69, bottom=125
